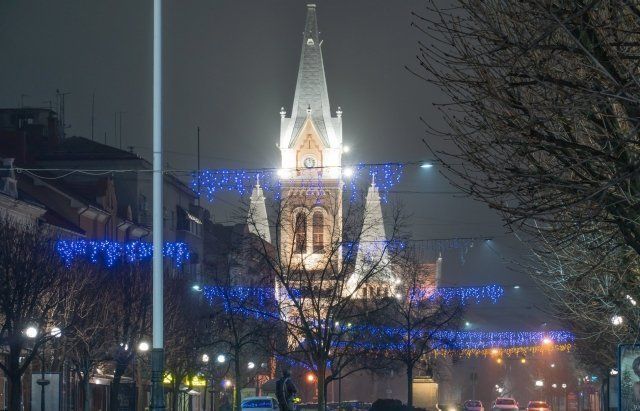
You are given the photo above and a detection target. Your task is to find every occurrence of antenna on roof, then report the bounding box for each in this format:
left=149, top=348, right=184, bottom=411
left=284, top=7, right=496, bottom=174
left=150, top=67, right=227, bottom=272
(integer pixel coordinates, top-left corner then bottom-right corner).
left=91, top=92, right=95, bottom=141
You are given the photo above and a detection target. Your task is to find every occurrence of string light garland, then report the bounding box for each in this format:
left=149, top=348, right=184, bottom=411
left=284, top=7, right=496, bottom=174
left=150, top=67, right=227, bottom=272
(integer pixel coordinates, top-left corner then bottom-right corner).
left=56, top=240, right=190, bottom=267
left=431, top=330, right=574, bottom=350
left=192, top=163, right=404, bottom=203
left=421, top=285, right=505, bottom=304
left=434, top=344, right=573, bottom=358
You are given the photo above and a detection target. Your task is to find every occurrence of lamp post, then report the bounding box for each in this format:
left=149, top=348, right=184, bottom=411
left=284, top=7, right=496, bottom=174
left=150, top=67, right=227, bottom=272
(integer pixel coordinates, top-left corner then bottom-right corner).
left=151, top=0, right=165, bottom=409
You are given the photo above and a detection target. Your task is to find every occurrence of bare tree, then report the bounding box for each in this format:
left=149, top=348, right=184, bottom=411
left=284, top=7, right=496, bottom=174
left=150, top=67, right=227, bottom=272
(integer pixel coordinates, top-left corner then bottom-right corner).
left=164, top=275, right=202, bottom=411
left=0, top=218, right=84, bottom=410
left=247, top=187, right=405, bottom=411
left=412, top=0, right=640, bottom=366
left=374, top=249, right=462, bottom=408
left=104, top=262, right=151, bottom=411
left=63, top=266, right=115, bottom=411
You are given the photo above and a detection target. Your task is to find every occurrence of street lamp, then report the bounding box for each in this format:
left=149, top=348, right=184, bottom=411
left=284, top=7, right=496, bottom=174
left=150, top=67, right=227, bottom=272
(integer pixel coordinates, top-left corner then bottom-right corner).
left=306, top=373, right=316, bottom=383
left=202, top=354, right=210, bottom=363
left=562, top=384, right=567, bottom=389
left=50, top=327, right=62, bottom=338
left=138, top=341, right=150, bottom=352
left=216, top=354, right=226, bottom=364
left=223, top=379, right=232, bottom=388
left=611, top=315, right=624, bottom=325
left=535, top=380, right=544, bottom=387
left=248, top=362, right=255, bottom=370
left=610, top=369, right=619, bottom=376
left=25, top=326, right=38, bottom=339
left=420, top=162, right=434, bottom=169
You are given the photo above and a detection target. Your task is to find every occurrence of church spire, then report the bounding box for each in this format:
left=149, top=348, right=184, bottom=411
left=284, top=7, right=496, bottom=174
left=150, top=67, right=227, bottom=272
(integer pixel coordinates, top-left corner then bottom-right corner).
left=247, top=176, right=271, bottom=244
left=280, top=4, right=341, bottom=150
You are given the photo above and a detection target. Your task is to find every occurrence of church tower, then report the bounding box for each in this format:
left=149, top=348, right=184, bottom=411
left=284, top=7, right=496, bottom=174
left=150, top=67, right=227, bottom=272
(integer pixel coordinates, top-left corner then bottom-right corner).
left=278, top=4, right=344, bottom=269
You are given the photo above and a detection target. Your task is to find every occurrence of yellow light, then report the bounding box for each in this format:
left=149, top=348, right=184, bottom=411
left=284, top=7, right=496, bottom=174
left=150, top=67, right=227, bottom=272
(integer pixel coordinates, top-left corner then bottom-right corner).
left=521, top=358, right=527, bottom=364
left=496, top=358, right=503, bottom=364
left=306, top=373, right=316, bottom=383
left=490, top=348, right=500, bottom=356
left=163, top=373, right=207, bottom=387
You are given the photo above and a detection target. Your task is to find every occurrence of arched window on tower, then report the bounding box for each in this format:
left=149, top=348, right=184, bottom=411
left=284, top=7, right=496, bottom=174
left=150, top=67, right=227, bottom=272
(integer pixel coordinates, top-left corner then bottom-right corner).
left=294, top=213, right=307, bottom=254
left=312, top=211, right=324, bottom=254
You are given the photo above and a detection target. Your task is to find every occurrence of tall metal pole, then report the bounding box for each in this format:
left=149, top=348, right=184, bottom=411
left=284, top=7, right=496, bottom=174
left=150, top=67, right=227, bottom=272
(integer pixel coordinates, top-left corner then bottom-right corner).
left=197, top=126, right=201, bottom=206
left=150, top=0, right=165, bottom=409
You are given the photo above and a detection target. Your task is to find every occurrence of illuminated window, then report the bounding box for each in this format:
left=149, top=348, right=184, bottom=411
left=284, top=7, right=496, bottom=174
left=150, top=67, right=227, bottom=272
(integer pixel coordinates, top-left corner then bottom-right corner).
left=294, top=213, right=307, bottom=253
left=312, top=211, right=324, bottom=254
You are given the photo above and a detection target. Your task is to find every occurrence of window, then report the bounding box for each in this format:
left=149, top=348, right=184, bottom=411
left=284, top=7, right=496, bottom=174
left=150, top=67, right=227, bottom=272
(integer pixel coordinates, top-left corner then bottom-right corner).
left=312, top=211, right=324, bottom=253
left=294, top=213, right=307, bottom=253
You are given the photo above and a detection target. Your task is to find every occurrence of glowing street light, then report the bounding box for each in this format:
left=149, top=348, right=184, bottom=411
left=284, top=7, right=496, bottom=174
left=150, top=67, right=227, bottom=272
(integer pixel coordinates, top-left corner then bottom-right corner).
left=342, top=167, right=354, bottom=178
left=552, top=384, right=557, bottom=389
left=550, top=363, right=556, bottom=368
left=562, top=384, right=567, bottom=389
left=138, top=341, right=150, bottom=352
left=611, top=315, right=624, bottom=326
left=50, top=327, right=62, bottom=338
left=223, top=379, right=232, bottom=388
left=25, top=326, right=38, bottom=339
left=521, top=358, right=527, bottom=364
left=535, top=380, right=544, bottom=387
left=342, top=145, right=350, bottom=154
left=202, top=354, right=210, bottom=363
left=490, top=348, right=500, bottom=356
left=217, top=354, right=226, bottom=363
left=191, top=284, right=202, bottom=292
left=306, top=373, right=316, bottom=383
left=610, top=369, right=619, bottom=376
left=542, top=337, right=553, bottom=345
left=248, top=362, right=255, bottom=370
left=420, top=162, right=434, bottom=169
left=496, top=358, right=503, bottom=364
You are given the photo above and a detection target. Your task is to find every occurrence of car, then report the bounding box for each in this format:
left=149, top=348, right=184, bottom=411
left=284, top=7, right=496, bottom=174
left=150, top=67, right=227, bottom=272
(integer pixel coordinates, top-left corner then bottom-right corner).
left=464, top=400, right=485, bottom=411
left=526, top=401, right=550, bottom=411
left=241, top=397, right=279, bottom=411
left=492, top=398, right=519, bottom=411
left=437, top=403, right=463, bottom=411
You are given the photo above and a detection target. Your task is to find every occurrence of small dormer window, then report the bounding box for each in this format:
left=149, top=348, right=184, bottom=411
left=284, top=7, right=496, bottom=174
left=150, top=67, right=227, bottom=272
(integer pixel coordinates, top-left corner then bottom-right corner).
left=307, top=38, right=315, bottom=46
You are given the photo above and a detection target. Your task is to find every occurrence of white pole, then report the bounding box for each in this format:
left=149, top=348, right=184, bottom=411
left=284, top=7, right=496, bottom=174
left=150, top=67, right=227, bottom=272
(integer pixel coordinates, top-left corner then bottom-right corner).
left=151, top=0, right=165, bottom=409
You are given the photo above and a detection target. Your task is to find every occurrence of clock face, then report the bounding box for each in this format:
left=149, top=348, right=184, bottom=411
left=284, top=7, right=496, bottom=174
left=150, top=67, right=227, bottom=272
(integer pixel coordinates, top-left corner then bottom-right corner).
left=303, top=156, right=316, bottom=168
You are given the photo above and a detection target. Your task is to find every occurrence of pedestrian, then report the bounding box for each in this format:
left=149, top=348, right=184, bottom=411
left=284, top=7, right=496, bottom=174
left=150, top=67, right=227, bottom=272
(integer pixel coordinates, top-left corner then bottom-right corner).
left=276, top=369, right=298, bottom=411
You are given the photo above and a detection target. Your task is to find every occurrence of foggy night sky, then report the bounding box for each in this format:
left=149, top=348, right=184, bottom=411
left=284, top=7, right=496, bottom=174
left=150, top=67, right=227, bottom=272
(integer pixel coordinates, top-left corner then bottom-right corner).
left=0, top=1, right=554, bottom=331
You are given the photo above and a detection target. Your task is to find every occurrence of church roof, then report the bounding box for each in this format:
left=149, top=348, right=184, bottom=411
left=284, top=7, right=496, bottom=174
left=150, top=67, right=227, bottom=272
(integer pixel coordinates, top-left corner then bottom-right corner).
left=285, top=4, right=337, bottom=148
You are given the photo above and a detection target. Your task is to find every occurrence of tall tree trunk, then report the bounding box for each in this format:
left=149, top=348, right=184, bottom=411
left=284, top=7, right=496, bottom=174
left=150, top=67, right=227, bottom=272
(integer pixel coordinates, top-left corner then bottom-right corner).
left=317, top=364, right=327, bottom=411
left=171, top=381, right=180, bottom=411
left=83, top=373, right=92, bottom=411
left=234, top=352, right=242, bottom=411
left=407, top=363, right=414, bottom=408
left=8, top=346, right=23, bottom=411
left=110, top=359, right=128, bottom=411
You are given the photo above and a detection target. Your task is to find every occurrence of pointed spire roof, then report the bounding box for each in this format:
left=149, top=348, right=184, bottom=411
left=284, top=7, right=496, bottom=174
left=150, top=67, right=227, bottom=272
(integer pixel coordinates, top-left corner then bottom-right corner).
left=247, top=177, right=271, bottom=244
left=283, top=4, right=339, bottom=149
left=359, top=178, right=387, bottom=244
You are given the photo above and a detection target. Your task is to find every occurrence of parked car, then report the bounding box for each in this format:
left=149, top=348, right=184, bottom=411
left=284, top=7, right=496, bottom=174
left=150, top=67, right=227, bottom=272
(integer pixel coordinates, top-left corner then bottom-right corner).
left=437, top=403, right=463, bottom=411
left=492, top=398, right=519, bottom=411
left=526, top=401, right=550, bottom=411
left=241, top=397, right=279, bottom=411
left=464, top=400, right=485, bottom=411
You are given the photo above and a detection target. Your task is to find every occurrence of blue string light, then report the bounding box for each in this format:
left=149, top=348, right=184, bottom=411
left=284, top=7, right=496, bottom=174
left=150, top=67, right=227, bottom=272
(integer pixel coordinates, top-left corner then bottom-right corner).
left=431, top=330, right=574, bottom=350
left=192, top=163, right=404, bottom=203
left=415, top=285, right=505, bottom=304
left=56, top=240, right=190, bottom=268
